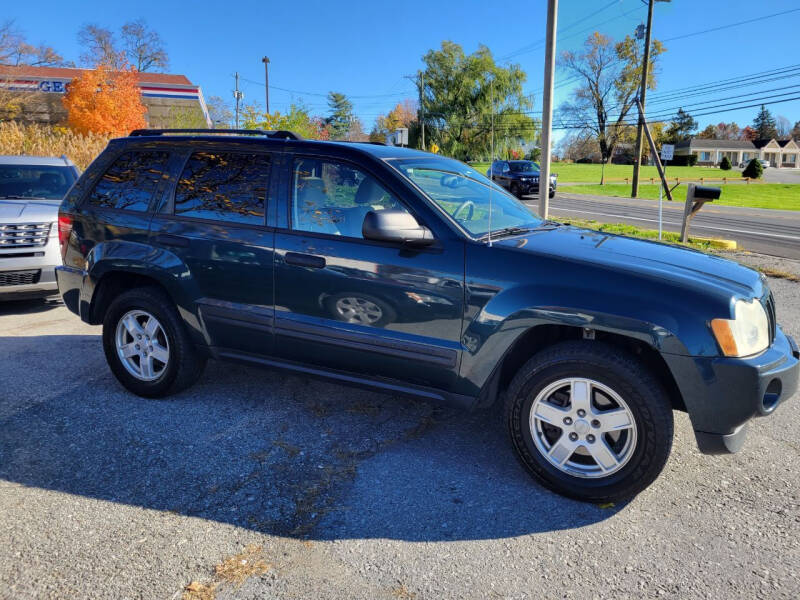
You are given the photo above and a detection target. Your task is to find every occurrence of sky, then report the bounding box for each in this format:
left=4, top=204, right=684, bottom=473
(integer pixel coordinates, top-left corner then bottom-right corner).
left=8, top=0, right=800, bottom=140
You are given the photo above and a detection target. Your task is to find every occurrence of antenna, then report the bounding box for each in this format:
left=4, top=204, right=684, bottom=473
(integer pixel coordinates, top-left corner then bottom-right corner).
left=488, top=76, right=495, bottom=246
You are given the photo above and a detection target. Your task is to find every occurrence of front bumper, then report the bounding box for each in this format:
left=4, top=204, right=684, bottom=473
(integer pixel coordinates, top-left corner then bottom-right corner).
left=518, top=180, right=557, bottom=195
left=664, top=327, right=799, bottom=454
left=0, top=234, right=61, bottom=300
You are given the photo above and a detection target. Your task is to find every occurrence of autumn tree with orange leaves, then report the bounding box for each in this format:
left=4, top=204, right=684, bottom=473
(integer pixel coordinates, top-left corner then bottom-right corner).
left=62, top=64, right=147, bottom=136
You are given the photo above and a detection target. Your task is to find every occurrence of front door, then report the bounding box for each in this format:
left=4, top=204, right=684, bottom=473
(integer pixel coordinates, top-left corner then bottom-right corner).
left=272, top=155, right=465, bottom=391
left=149, top=147, right=276, bottom=356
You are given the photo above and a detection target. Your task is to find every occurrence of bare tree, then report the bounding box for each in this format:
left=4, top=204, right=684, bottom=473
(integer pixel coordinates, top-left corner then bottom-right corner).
left=121, top=19, right=168, bottom=72
left=78, top=24, right=125, bottom=69
left=776, top=115, right=792, bottom=138
left=206, top=95, right=234, bottom=128
left=558, top=32, right=664, bottom=182
left=0, top=20, right=67, bottom=66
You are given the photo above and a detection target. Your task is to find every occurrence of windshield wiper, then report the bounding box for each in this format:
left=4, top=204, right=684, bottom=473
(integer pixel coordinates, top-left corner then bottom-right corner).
left=480, top=226, right=532, bottom=240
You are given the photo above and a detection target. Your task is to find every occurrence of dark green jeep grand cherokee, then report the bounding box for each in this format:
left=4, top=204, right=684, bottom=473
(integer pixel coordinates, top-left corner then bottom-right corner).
left=56, top=129, right=799, bottom=503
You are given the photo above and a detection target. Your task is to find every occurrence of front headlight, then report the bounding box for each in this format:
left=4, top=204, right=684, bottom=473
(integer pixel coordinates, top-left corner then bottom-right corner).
left=711, top=299, right=769, bottom=357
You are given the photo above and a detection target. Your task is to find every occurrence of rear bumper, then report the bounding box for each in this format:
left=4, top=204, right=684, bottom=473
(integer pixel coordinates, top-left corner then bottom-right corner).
left=664, top=327, right=799, bottom=454
left=55, top=264, right=89, bottom=319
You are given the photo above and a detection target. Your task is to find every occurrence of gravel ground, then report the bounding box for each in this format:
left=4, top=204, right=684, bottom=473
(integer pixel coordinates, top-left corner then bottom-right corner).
left=1, top=253, right=799, bottom=600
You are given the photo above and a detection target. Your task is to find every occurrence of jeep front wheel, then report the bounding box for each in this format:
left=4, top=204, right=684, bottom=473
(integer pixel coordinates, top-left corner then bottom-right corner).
left=504, top=341, right=673, bottom=503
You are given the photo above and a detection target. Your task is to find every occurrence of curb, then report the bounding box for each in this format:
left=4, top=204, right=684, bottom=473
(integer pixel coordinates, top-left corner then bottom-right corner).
left=689, top=236, right=737, bottom=250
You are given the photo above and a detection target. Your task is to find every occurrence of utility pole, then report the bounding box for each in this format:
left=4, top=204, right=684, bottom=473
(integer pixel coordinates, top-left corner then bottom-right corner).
left=631, top=0, right=656, bottom=198
left=262, top=56, right=270, bottom=113
left=233, top=72, right=244, bottom=128
left=420, top=71, right=425, bottom=151
left=490, top=78, right=494, bottom=163
left=539, top=0, right=558, bottom=219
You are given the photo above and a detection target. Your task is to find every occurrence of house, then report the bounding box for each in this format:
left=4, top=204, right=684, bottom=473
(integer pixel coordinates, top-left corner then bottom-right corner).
left=674, top=137, right=799, bottom=168
left=0, top=65, right=211, bottom=128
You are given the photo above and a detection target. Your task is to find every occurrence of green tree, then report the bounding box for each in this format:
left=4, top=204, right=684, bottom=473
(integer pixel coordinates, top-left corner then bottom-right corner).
left=742, top=157, right=763, bottom=179
left=696, top=124, right=716, bottom=139
left=720, top=156, right=732, bottom=170
left=240, top=102, right=330, bottom=140
left=663, top=108, right=697, bottom=143
left=558, top=32, right=665, bottom=183
left=752, top=104, right=777, bottom=139
left=326, top=92, right=354, bottom=140
left=420, top=41, right=536, bottom=161
left=791, top=121, right=800, bottom=139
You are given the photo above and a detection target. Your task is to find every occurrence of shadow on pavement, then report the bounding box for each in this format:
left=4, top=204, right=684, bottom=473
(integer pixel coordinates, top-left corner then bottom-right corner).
left=0, top=296, right=62, bottom=316
left=0, top=334, right=623, bottom=542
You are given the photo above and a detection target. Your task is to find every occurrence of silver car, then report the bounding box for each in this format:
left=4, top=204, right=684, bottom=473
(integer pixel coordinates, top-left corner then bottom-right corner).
left=1, top=155, right=79, bottom=300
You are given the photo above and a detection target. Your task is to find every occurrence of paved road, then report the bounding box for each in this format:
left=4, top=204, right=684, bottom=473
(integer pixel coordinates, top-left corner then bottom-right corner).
left=537, top=192, right=800, bottom=259
left=1, top=255, right=800, bottom=599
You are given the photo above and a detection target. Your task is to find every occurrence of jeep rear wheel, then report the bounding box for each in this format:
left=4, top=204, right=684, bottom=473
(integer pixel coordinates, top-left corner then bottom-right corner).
left=504, top=341, right=673, bottom=503
left=102, top=287, right=206, bottom=398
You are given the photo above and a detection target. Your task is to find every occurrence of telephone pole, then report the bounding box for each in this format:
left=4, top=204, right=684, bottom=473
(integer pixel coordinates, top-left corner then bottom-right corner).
left=631, top=0, right=656, bottom=198
left=262, top=56, right=270, bottom=113
left=539, top=0, right=558, bottom=219
left=233, top=72, right=244, bottom=128
left=420, top=71, right=425, bottom=150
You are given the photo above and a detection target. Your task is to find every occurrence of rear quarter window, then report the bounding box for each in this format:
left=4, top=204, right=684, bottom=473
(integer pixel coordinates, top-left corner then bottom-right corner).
left=86, top=150, right=170, bottom=211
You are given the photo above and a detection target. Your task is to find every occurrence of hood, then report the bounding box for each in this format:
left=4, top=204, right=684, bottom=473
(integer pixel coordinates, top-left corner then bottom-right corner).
left=496, top=225, right=763, bottom=299
left=0, top=198, right=60, bottom=223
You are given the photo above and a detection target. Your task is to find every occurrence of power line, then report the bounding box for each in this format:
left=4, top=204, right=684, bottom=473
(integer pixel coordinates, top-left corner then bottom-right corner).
left=662, top=8, right=800, bottom=42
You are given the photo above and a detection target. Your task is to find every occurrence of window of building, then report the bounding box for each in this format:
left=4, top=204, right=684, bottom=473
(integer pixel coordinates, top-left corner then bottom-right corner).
left=88, top=151, right=170, bottom=211
left=700, top=152, right=712, bottom=161
left=291, top=158, right=407, bottom=238
left=174, top=152, right=270, bottom=224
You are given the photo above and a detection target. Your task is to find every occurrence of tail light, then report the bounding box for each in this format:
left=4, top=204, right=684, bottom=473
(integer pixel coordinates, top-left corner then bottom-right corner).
left=58, top=214, right=73, bottom=260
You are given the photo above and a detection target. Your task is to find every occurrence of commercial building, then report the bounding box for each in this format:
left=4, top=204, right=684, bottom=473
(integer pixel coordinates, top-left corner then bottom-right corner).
left=674, top=137, right=799, bottom=168
left=0, top=65, right=210, bottom=128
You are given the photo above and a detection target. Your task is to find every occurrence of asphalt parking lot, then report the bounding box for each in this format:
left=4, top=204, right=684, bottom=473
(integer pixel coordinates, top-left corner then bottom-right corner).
left=1, top=254, right=799, bottom=600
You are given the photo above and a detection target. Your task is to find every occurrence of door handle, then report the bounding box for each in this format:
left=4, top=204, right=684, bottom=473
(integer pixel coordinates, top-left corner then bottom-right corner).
left=285, top=252, right=326, bottom=269
left=155, top=233, right=189, bottom=248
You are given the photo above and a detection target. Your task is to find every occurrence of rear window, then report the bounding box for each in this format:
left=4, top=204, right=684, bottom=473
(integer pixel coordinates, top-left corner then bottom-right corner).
left=87, top=151, right=170, bottom=211
left=0, top=164, right=77, bottom=200
left=173, top=151, right=270, bottom=225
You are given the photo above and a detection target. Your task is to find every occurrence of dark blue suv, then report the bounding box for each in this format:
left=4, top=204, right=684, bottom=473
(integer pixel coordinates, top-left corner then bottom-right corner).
left=56, top=129, right=799, bottom=503
left=487, top=160, right=557, bottom=199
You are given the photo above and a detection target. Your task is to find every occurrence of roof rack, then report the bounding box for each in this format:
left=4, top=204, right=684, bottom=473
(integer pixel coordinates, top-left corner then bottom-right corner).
left=128, top=129, right=303, bottom=140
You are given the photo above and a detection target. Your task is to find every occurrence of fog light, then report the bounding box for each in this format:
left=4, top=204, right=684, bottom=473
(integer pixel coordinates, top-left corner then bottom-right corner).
left=762, top=379, right=782, bottom=412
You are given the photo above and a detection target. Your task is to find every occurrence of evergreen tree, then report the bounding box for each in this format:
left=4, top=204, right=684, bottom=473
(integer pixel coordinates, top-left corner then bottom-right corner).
left=742, top=158, right=763, bottom=179
left=752, top=104, right=778, bottom=139
left=719, top=156, right=732, bottom=170
left=326, top=92, right=354, bottom=140
left=664, top=108, right=697, bottom=142
left=791, top=121, right=800, bottom=139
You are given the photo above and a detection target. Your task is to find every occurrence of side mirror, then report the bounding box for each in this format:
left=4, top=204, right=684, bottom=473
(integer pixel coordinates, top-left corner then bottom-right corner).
left=362, top=210, right=435, bottom=246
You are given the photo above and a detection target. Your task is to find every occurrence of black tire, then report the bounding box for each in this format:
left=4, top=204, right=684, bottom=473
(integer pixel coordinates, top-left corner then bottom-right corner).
left=504, top=341, right=673, bottom=503
left=549, top=190, right=556, bottom=199
left=510, top=182, right=522, bottom=198
left=325, top=292, right=396, bottom=327
left=102, top=286, right=206, bottom=398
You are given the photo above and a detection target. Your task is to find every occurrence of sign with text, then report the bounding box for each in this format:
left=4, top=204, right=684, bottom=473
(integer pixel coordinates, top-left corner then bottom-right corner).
left=661, top=144, right=674, bottom=161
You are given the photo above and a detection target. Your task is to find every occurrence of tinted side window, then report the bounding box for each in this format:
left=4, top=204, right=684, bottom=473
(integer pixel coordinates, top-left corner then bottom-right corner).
left=87, top=151, right=169, bottom=211
left=291, top=158, right=407, bottom=239
left=174, top=151, right=270, bottom=225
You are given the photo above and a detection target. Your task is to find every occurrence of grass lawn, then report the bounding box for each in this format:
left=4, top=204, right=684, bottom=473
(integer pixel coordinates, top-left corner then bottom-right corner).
left=559, top=183, right=800, bottom=211
left=468, top=161, right=735, bottom=183
left=558, top=218, right=718, bottom=252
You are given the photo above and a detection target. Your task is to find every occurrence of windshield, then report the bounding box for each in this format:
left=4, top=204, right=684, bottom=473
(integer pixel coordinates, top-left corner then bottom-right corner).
left=508, top=161, right=539, bottom=173
left=0, top=164, right=77, bottom=200
left=389, top=156, right=542, bottom=238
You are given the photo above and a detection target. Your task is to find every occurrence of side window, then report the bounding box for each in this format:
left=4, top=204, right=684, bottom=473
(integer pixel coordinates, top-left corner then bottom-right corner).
left=87, top=150, right=169, bottom=211
left=291, top=158, right=408, bottom=239
left=174, top=151, right=270, bottom=225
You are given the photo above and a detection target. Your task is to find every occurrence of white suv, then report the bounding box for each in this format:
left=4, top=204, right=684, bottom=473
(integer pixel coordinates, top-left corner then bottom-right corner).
left=1, top=155, right=79, bottom=300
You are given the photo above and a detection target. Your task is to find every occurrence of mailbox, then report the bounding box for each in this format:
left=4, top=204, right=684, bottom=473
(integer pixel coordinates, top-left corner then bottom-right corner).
left=690, top=185, right=721, bottom=201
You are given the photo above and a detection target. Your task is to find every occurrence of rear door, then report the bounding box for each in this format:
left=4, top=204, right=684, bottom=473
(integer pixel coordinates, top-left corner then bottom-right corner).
left=148, top=145, right=277, bottom=356
left=272, top=154, right=465, bottom=391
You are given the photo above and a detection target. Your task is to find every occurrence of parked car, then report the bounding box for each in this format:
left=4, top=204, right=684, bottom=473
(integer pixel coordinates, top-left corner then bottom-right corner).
left=486, top=160, right=556, bottom=199
left=56, top=130, right=798, bottom=503
left=738, top=159, right=770, bottom=169
left=0, top=155, right=79, bottom=300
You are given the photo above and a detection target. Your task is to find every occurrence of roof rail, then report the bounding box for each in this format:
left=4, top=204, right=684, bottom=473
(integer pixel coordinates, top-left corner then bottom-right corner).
left=128, top=128, right=303, bottom=140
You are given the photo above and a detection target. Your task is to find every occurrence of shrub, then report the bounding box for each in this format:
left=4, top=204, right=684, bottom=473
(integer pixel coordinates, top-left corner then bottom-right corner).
left=0, top=121, right=109, bottom=170
left=669, top=154, right=698, bottom=166
left=720, top=156, right=732, bottom=170
left=742, top=157, right=763, bottom=179
left=576, top=157, right=593, bottom=164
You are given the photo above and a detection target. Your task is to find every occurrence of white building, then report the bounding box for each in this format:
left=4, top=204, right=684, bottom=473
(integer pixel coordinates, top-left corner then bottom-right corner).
left=674, top=137, right=799, bottom=168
